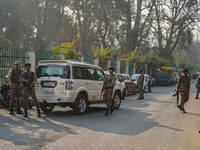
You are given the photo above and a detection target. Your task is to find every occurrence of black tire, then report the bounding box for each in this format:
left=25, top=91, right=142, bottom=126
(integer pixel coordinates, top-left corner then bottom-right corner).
left=148, top=85, right=152, bottom=92
left=122, top=88, right=126, bottom=99
left=1, top=92, right=10, bottom=108
left=125, top=87, right=128, bottom=96
left=73, top=95, right=88, bottom=114
left=112, top=92, right=121, bottom=109
left=40, top=103, right=54, bottom=113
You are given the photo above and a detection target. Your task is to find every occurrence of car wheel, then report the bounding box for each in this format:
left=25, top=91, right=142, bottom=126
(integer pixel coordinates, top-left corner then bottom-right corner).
left=125, top=88, right=128, bottom=96
left=40, top=103, right=54, bottom=113
left=73, top=95, right=88, bottom=114
left=112, top=92, right=121, bottom=109
left=122, top=88, right=126, bottom=99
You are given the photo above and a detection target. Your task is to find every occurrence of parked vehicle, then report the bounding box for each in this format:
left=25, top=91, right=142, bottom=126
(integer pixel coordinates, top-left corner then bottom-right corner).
left=35, top=60, right=122, bottom=114
left=0, top=79, right=10, bottom=107
left=117, top=74, right=137, bottom=95
left=104, top=71, right=126, bottom=99
left=131, top=74, right=152, bottom=92
left=153, top=70, right=175, bottom=86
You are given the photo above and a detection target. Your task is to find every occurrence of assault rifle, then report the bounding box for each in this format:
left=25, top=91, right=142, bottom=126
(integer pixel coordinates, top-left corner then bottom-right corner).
left=23, top=74, right=32, bottom=90
left=173, top=90, right=179, bottom=107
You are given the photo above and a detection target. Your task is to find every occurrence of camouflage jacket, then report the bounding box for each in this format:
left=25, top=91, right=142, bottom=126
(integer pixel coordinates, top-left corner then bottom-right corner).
left=104, top=74, right=116, bottom=89
left=137, top=74, right=144, bottom=86
left=177, top=74, right=190, bottom=92
left=196, top=75, right=200, bottom=87
left=10, top=68, right=23, bottom=85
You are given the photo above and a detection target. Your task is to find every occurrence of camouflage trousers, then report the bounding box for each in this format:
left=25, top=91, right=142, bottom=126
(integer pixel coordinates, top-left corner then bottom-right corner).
left=9, top=85, right=22, bottom=109
left=103, top=89, right=113, bottom=109
left=139, top=84, right=144, bottom=97
left=23, top=87, right=40, bottom=110
left=180, top=91, right=189, bottom=108
left=196, top=87, right=200, bottom=97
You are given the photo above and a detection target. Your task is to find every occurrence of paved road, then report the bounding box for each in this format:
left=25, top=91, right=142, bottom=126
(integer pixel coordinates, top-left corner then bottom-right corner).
left=0, top=80, right=200, bottom=150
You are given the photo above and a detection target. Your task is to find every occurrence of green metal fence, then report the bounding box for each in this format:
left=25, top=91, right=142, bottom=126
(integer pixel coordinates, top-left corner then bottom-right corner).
left=83, top=56, right=94, bottom=64
left=128, top=62, right=133, bottom=75
left=110, top=59, right=117, bottom=73
left=120, top=61, right=126, bottom=73
left=0, top=47, right=29, bottom=82
left=35, top=51, right=60, bottom=67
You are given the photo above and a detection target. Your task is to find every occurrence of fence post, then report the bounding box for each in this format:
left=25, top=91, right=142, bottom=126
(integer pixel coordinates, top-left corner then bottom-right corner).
left=59, top=53, right=65, bottom=60
left=133, top=63, right=136, bottom=74
left=125, top=61, right=129, bottom=74
left=117, top=60, right=120, bottom=73
left=28, top=51, right=36, bottom=72
left=94, top=58, right=99, bottom=66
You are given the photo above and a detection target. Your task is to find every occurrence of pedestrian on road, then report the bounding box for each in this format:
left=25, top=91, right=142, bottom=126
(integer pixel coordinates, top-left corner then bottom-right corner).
left=9, top=61, right=24, bottom=115
left=103, top=67, right=116, bottom=116
left=176, top=69, right=190, bottom=113
left=137, top=69, right=145, bottom=100
left=23, top=63, right=41, bottom=117
left=195, top=74, right=200, bottom=99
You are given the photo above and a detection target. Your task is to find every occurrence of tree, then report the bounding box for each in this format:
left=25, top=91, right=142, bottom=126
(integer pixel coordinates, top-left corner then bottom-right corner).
left=52, top=39, right=80, bottom=60
left=92, top=46, right=114, bottom=70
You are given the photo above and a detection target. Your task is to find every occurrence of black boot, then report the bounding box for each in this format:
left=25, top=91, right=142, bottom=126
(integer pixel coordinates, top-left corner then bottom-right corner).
left=137, top=95, right=142, bottom=100
left=110, top=107, right=114, bottom=114
left=105, top=109, right=109, bottom=116
left=16, top=108, right=24, bottom=114
left=24, top=110, right=28, bottom=117
left=9, top=108, right=15, bottom=115
left=141, top=95, right=144, bottom=99
left=195, top=95, right=198, bottom=99
left=178, top=105, right=182, bottom=111
left=182, top=107, right=186, bottom=113
left=37, top=108, right=41, bottom=117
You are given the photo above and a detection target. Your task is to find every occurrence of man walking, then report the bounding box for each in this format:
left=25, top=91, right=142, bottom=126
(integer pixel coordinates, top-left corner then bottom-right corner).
left=137, top=70, right=145, bottom=100
left=195, top=74, right=200, bottom=99
left=9, top=61, right=24, bottom=115
left=103, top=67, right=116, bottom=116
left=23, top=63, right=41, bottom=117
left=176, top=69, right=190, bottom=113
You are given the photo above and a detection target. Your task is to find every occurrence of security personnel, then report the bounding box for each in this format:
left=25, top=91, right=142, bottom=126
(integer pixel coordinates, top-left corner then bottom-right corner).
left=176, top=69, right=190, bottom=113
left=103, top=67, right=116, bottom=116
left=137, top=69, right=145, bottom=100
left=23, top=63, right=41, bottom=117
left=195, top=74, right=200, bottom=99
left=9, top=61, right=24, bottom=115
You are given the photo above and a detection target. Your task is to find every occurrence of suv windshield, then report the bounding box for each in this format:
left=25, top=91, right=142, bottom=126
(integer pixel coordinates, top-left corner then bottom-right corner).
left=36, top=65, right=70, bottom=79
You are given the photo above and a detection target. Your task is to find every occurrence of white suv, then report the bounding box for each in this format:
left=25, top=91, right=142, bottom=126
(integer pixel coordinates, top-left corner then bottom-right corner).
left=35, top=60, right=122, bottom=114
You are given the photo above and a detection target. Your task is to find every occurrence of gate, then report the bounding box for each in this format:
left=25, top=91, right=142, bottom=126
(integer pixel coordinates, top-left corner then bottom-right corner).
left=128, top=62, right=133, bottom=75
left=35, top=51, right=60, bottom=67
left=110, top=59, right=117, bottom=73
left=0, top=47, right=29, bottom=82
left=83, top=56, right=94, bottom=64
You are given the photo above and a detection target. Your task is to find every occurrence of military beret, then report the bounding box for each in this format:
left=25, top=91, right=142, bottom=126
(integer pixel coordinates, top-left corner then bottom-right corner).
left=25, top=63, right=31, bottom=67
left=183, top=69, right=188, bottom=72
left=15, top=61, right=20, bottom=65
left=138, top=69, right=142, bottom=73
left=108, top=66, right=115, bottom=71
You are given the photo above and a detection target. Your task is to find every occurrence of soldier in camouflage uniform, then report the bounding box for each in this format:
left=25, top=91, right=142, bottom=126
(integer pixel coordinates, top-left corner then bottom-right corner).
left=23, top=63, right=41, bottom=117
left=103, top=67, right=116, bottom=116
left=9, top=61, right=24, bottom=115
left=137, top=70, right=145, bottom=100
left=195, top=75, right=200, bottom=99
left=176, top=69, right=190, bottom=113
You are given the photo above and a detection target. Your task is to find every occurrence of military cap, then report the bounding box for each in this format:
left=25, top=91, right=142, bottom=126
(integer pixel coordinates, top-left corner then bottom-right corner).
left=25, top=63, right=31, bottom=68
left=15, top=61, right=20, bottom=65
left=138, top=69, right=142, bottom=73
left=108, top=66, right=115, bottom=71
left=183, top=69, right=188, bottom=72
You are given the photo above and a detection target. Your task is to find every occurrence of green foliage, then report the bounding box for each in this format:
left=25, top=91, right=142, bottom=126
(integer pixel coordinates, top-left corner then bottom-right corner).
left=121, top=47, right=140, bottom=62
left=0, top=35, right=12, bottom=45
left=92, top=46, right=114, bottom=69
left=53, top=39, right=80, bottom=60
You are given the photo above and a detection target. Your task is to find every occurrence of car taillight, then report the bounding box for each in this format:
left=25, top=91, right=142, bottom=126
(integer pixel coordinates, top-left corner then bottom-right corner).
left=66, top=80, right=73, bottom=89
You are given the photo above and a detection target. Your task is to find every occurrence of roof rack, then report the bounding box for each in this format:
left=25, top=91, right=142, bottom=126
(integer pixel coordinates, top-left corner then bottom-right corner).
left=69, top=59, right=92, bottom=65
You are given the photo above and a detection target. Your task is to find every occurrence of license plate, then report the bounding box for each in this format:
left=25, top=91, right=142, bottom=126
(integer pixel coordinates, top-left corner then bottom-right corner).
left=43, top=82, right=56, bottom=87
left=42, top=88, right=53, bottom=93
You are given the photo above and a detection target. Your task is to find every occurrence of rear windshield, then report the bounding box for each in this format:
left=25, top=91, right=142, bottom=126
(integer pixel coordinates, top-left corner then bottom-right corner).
left=132, top=75, right=139, bottom=80
left=36, top=65, right=70, bottom=79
